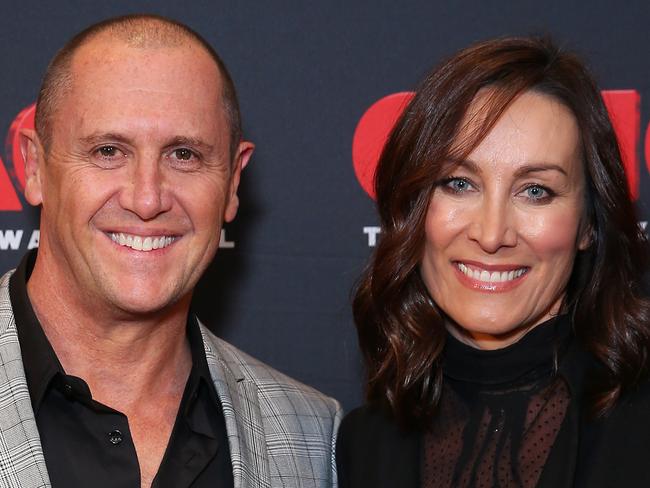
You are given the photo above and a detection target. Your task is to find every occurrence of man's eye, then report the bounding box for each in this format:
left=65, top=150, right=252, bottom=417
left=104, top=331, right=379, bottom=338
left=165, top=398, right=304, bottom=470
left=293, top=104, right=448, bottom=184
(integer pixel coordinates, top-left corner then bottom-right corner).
left=174, top=148, right=195, bottom=161
left=97, top=146, right=120, bottom=158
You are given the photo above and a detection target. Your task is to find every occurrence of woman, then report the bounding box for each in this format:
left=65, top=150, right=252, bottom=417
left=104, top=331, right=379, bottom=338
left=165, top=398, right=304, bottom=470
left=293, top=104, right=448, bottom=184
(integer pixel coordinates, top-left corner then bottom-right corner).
left=337, top=37, right=650, bottom=488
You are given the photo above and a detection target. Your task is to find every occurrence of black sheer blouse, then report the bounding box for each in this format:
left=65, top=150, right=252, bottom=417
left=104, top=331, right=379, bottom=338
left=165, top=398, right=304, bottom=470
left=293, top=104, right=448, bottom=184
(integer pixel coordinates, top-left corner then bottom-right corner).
left=337, top=313, right=650, bottom=488
left=422, top=316, right=572, bottom=488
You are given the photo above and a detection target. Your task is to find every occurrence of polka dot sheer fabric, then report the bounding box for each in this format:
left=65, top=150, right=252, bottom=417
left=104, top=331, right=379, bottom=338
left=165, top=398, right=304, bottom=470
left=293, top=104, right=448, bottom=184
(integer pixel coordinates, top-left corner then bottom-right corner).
left=422, top=357, right=570, bottom=487
left=421, top=316, right=574, bottom=488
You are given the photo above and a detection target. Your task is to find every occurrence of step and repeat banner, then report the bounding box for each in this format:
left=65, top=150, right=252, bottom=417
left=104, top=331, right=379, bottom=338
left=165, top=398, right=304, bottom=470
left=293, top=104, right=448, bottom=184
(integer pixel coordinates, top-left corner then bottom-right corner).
left=1, top=1, right=649, bottom=411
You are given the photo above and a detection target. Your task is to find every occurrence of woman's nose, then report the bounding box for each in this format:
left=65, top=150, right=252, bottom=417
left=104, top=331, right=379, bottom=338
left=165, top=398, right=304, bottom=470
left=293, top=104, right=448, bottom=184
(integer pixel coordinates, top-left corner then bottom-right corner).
left=466, top=197, right=518, bottom=253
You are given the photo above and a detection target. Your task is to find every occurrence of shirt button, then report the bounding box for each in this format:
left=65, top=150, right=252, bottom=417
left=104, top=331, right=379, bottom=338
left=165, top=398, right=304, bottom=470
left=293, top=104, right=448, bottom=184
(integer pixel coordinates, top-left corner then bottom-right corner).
left=108, top=430, right=123, bottom=445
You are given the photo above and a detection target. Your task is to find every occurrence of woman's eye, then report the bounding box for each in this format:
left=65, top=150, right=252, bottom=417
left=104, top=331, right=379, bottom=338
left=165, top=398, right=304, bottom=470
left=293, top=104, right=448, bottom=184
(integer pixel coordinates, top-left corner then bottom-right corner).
left=445, top=177, right=473, bottom=193
left=173, top=148, right=195, bottom=161
left=524, top=185, right=550, bottom=201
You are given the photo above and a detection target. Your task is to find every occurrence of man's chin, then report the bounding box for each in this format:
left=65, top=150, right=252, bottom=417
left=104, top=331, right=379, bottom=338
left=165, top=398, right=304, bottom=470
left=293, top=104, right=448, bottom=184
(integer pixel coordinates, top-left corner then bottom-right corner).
left=98, top=285, right=189, bottom=320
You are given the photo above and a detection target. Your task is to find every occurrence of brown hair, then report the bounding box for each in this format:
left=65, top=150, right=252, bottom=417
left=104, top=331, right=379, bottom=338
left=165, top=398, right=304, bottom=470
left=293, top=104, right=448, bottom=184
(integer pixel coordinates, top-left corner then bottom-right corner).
left=34, top=14, right=242, bottom=159
left=353, top=36, right=650, bottom=428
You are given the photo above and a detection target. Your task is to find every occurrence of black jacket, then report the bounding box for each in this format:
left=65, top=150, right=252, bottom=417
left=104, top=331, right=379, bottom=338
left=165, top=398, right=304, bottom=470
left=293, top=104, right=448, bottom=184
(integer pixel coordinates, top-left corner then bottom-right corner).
left=337, top=341, right=650, bottom=488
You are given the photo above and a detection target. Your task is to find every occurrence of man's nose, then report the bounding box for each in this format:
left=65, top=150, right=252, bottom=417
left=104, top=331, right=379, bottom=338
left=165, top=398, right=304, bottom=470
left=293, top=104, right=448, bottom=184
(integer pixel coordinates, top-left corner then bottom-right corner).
left=119, top=155, right=171, bottom=220
left=466, top=196, right=517, bottom=253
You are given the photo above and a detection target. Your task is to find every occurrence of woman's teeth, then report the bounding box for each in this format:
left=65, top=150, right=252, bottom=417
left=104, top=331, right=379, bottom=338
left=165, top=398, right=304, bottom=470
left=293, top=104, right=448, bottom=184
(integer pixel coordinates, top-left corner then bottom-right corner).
left=457, top=262, right=527, bottom=283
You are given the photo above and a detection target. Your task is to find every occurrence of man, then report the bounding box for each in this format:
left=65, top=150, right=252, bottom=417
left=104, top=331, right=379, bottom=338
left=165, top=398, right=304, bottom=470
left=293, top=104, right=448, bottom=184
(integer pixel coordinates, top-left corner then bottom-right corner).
left=0, top=14, right=341, bottom=488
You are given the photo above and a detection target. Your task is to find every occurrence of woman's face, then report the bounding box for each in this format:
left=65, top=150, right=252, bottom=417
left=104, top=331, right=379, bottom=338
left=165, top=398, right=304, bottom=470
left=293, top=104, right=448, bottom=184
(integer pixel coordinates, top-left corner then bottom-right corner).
left=420, top=90, right=591, bottom=350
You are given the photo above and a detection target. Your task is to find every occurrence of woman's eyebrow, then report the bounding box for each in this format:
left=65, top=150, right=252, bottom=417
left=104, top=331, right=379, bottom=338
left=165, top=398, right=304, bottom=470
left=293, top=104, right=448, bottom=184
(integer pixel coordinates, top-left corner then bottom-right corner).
left=444, top=159, right=569, bottom=178
left=514, top=163, right=569, bottom=178
left=443, top=158, right=482, bottom=174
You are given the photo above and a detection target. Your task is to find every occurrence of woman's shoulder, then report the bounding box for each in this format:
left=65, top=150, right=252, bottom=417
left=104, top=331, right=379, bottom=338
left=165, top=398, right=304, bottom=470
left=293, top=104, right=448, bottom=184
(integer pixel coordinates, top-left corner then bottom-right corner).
left=337, top=404, right=421, bottom=487
left=576, top=377, right=650, bottom=487
left=338, top=404, right=420, bottom=462
left=340, top=404, right=396, bottom=433
left=339, top=403, right=419, bottom=442
left=606, top=375, right=650, bottom=424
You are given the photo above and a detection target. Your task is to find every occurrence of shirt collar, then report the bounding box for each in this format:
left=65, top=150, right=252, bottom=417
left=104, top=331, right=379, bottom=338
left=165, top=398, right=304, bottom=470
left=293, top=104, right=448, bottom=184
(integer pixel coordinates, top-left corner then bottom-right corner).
left=9, top=250, right=62, bottom=412
left=185, top=312, right=221, bottom=419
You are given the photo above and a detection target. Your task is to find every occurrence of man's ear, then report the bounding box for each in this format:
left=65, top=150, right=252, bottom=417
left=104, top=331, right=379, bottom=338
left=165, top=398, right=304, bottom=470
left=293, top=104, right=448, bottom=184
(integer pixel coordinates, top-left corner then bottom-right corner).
left=224, top=140, right=254, bottom=223
left=19, top=129, right=45, bottom=206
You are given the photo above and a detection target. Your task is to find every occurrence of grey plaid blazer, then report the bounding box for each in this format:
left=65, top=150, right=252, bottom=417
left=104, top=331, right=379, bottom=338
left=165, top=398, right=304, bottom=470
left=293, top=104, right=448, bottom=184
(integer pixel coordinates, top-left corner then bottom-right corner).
left=0, top=270, right=342, bottom=487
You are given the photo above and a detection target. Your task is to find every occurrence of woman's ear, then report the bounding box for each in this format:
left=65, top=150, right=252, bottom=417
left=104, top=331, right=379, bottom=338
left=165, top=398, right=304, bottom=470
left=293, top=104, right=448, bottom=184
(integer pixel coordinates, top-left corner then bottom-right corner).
left=577, top=223, right=593, bottom=251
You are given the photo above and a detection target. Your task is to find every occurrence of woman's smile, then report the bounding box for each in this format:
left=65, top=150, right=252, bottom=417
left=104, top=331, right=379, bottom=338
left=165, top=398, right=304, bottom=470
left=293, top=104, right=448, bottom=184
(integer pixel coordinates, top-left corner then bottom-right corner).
left=453, top=261, right=529, bottom=291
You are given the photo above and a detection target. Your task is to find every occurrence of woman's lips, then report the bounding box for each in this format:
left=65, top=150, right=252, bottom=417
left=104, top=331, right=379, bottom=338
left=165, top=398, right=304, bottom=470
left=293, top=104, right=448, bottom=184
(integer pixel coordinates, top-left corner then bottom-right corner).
left=453, top=261, right=529, bottom=292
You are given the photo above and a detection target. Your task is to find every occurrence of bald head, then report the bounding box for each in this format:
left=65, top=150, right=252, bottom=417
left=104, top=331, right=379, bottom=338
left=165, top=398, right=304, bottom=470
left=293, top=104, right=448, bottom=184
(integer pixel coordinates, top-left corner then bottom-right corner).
left=35, top=14, right=242, bottom=158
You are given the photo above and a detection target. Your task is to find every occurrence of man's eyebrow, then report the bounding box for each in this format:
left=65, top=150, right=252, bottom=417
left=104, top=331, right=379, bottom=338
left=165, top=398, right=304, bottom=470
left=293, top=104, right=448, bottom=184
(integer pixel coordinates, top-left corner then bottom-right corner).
left=79, top=134, right=216, bottom=154
left=165, top=136, right=215, bottom=153
left=79, top=133, right=132, bottom=145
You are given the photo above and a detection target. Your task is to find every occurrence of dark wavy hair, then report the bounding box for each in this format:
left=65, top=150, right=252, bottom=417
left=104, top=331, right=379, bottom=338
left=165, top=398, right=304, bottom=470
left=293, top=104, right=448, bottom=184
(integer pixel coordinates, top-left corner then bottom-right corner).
left=353, top=36, right=650, bottom=428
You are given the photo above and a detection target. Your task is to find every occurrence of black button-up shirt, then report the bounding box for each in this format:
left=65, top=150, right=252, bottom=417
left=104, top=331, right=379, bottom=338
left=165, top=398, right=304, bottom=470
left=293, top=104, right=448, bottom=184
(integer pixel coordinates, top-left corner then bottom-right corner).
left=9, top=251, right=234, bottom=487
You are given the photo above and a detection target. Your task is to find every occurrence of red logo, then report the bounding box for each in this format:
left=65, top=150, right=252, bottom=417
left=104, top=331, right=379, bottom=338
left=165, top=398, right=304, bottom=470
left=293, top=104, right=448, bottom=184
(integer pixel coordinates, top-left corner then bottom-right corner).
left=602, top=91, right=640, bottom=200
left=352, top=92, right=414, bottom=199
left=353, top=90, right=642, bottom=201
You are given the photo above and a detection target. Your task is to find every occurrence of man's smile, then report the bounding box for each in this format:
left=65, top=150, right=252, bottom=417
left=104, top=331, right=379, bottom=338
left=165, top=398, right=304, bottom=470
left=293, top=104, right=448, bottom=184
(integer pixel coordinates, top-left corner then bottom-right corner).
left=108, top=232, right=177, bottom=252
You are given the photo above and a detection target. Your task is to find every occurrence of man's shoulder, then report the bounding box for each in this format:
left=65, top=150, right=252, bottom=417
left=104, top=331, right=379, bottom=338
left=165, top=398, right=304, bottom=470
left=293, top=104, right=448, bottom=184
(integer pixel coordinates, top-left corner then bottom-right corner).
left=0, top=269, right=11, bottom=288
left=198, top=322, right=341, bottom=416
left=0, top=269, right=16, bottom=332
left=0, top=269, right=13, bottom=300
left=199, top=323, right=341, bottom=486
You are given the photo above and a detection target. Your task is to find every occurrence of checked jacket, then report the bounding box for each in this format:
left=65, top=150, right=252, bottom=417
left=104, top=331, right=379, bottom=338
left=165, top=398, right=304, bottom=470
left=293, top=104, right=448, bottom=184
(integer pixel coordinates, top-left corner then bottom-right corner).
left=0, top=270, right=342, bottom=487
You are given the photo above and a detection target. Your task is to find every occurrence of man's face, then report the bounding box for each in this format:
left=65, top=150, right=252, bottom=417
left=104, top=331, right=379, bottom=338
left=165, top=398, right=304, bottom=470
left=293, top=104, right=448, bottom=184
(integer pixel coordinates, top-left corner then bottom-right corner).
left=24, top=38, right=251, bottom=317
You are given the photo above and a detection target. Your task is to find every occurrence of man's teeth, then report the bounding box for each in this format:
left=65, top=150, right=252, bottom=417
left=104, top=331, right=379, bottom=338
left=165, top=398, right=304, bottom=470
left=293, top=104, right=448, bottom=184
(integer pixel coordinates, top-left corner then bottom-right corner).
left=109, top=233, right=175, bottom=252
left=457, top=263, right=527, bottom=283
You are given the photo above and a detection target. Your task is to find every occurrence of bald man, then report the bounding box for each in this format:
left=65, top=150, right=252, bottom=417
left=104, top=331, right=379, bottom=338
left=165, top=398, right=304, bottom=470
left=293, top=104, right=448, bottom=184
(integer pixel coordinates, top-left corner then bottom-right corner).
left=0, top=14, right=340, bottom=488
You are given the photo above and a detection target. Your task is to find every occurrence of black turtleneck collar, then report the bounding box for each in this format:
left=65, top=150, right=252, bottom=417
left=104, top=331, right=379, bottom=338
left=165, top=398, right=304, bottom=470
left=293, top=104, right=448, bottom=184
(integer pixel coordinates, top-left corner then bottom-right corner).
left=443, top=314, right=573, bottom=387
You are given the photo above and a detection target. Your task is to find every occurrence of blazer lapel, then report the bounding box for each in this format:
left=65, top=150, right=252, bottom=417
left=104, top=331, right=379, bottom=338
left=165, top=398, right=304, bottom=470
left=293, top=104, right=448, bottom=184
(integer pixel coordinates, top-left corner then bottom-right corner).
left=0, top=271, right=50, bottom=487
left=200, top=326, right=271, bottom=488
